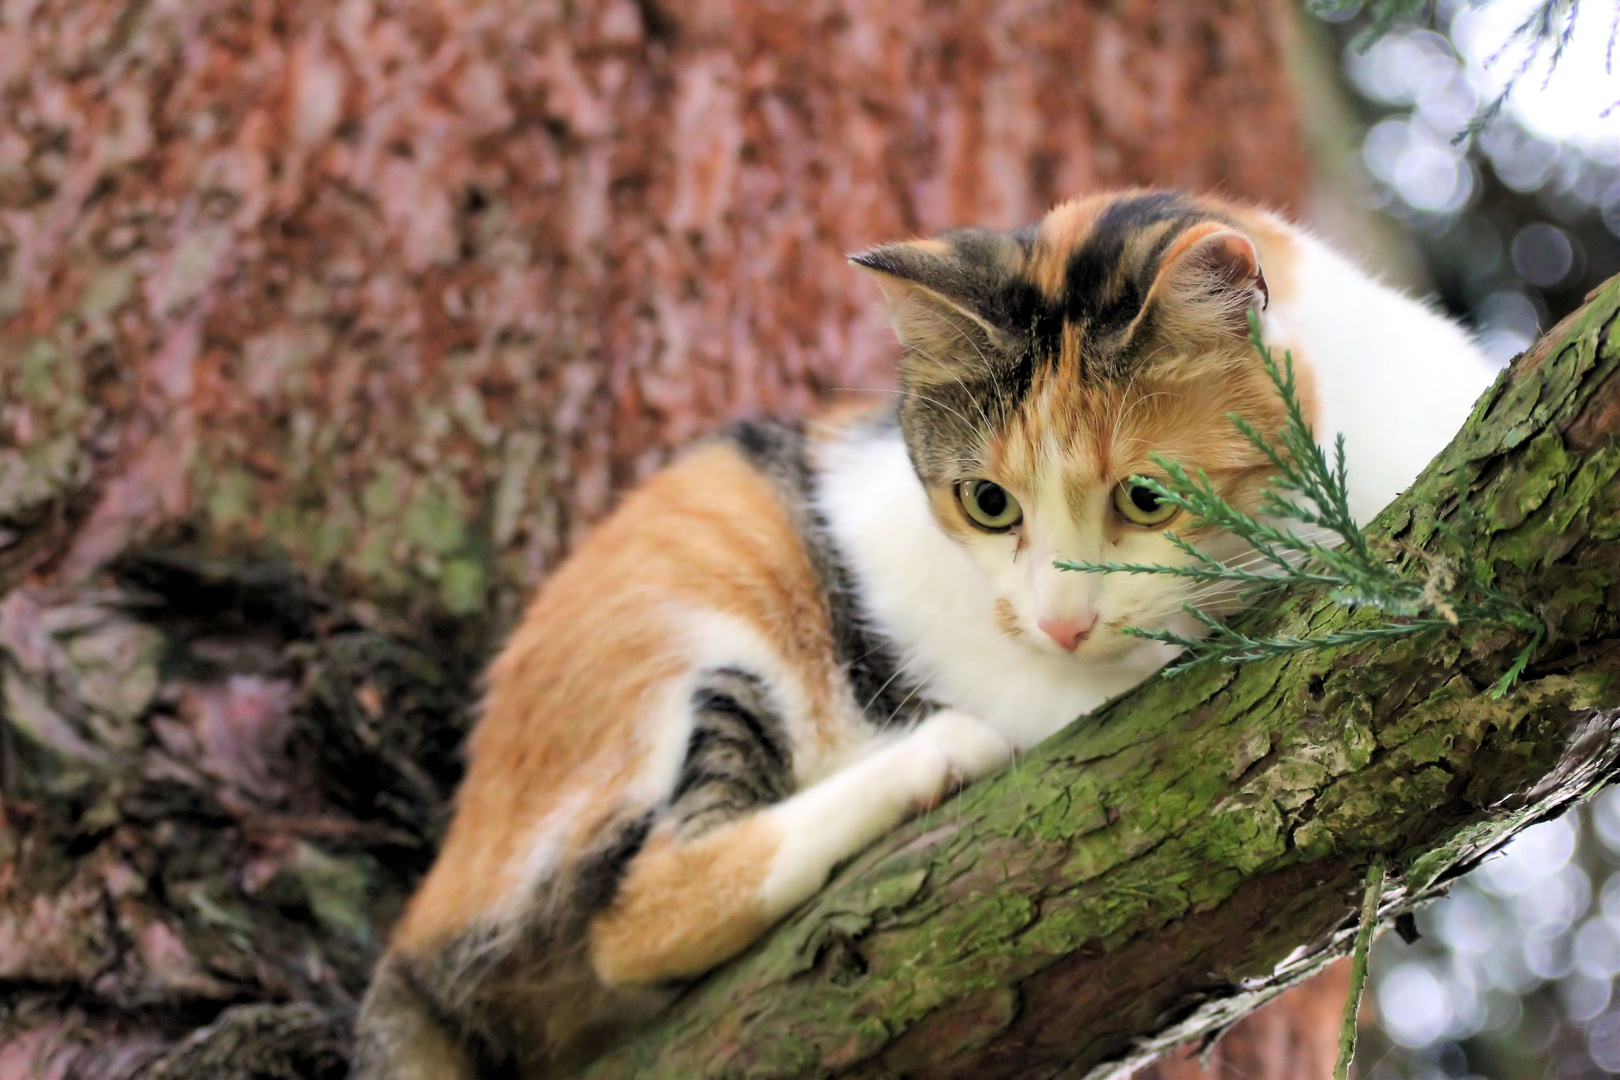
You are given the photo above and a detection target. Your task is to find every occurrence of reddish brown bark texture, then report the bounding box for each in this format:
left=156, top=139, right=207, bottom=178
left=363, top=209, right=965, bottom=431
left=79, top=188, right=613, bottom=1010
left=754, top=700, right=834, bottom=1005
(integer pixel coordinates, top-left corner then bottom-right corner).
left=1, top=0, right=1307, bottom=612
left=0, top=0, right=1319, bottom=1074
left=1141, top=960, right=1351, bottom=1080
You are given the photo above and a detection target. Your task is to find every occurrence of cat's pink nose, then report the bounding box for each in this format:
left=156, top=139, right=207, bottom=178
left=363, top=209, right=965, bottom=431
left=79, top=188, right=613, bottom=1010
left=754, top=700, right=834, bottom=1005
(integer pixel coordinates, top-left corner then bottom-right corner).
left=1038, top=612, right=1097, bottom=652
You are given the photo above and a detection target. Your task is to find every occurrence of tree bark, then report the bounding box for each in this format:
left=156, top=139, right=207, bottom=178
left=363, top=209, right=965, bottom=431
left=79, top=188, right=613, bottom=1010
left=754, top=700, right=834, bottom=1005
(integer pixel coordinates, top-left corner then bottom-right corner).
left=577, top=280, right=1620, bottom=1079
left=0, top=0, right=1307, bottom=616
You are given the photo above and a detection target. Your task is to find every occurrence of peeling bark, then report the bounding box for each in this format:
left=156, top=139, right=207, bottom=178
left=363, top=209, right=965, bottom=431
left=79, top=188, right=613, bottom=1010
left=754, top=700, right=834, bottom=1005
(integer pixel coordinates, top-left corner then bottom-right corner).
left=0, top=555, right=473, bottom=1076
left=578, top=281, right=1620, bottom=1079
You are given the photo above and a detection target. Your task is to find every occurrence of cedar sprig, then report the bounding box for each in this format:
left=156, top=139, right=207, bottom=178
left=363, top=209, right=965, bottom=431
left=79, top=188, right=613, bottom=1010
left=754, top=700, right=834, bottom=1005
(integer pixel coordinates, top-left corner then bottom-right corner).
left=1056, top=310, right=1543, bottom=698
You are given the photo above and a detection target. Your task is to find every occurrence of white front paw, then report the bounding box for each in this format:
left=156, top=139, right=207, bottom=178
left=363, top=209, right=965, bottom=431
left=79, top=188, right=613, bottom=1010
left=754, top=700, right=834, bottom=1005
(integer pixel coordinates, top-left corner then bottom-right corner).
left=904, top=710, right=1014, bottom=808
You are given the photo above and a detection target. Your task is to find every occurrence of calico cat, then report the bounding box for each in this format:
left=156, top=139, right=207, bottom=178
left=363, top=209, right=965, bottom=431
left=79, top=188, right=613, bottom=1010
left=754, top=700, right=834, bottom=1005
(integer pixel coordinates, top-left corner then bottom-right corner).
left=352, top=189, right=1496, bottom=1078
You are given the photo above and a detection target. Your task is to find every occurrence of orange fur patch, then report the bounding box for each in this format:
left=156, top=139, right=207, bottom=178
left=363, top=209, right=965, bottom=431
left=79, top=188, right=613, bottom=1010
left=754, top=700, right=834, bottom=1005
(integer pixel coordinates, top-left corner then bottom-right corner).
left=897, top=190, right=1320, bottom=558
left=1202, top=196, right=1301, bottom=304
left=926, top=483, right=977, bottom=542
left=992, top=598, right=1022, bottom=637
left=985, top=354, right=1308, bottom=541
left=393, top=442, right=839, bottom=953
left=1156, top=220, right=1243, bottom=281
left=1031, top=190, right=1301, bottom=316
left=1016, top=193, right=1315, bottom=523
left=588, top=817, right=776, bottom=986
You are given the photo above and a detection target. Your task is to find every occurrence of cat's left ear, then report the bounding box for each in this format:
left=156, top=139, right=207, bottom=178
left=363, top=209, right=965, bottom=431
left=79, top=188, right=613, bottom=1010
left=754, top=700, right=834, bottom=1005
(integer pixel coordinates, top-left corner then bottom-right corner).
left=1138, top=222, right=1268, bottom=342
left=849, top=232, right=1017, bottom=383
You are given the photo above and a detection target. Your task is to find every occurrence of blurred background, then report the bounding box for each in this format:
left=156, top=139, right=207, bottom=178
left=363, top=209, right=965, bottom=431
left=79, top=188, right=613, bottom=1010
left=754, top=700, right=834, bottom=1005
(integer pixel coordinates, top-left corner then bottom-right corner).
left=1320, top=0, right=1618, bottom=361
left=0, top=0, right=1615, bottom=1076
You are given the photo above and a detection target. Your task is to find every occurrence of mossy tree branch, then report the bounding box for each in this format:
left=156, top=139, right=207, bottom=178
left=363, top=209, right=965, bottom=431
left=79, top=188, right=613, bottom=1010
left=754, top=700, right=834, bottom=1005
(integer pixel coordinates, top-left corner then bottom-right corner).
left=583, top=277, right=1620, bottom=1080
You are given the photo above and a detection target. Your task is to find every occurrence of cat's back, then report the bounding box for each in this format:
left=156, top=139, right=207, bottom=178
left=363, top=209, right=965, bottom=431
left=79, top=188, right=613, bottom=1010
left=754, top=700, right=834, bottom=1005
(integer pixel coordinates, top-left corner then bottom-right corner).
left=392, top=431, right=840, bottom=952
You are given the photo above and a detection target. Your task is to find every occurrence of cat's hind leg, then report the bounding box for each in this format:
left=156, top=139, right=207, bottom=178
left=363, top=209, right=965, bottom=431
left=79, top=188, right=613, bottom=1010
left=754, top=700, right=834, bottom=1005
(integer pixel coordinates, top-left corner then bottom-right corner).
left=352, top=953, right=479, bottom=1080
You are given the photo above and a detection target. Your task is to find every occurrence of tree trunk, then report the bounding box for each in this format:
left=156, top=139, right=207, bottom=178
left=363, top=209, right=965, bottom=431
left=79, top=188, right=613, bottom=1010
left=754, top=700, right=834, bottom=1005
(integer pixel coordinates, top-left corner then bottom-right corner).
left=577, top=279, right=1620, bottom=1079
left=0, top=0, right=1375, bottom=1075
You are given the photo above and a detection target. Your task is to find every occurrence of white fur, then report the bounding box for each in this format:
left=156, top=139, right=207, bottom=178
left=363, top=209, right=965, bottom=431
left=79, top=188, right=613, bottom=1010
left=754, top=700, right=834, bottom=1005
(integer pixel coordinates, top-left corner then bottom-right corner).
left=667, top=606, right=880, bottom=788
left=510, top=788, right=591, bottom=915
left=513, top=607, right=863, bottom=903
left=1264, top=231, right=1498, bottom=525
left=814, top=434, right=1179, bottom=750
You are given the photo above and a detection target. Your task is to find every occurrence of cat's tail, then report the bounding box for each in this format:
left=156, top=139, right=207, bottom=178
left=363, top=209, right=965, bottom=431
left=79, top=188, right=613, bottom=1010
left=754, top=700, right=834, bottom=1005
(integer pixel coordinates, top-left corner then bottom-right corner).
left=351, top=953, right=478, bottom=1080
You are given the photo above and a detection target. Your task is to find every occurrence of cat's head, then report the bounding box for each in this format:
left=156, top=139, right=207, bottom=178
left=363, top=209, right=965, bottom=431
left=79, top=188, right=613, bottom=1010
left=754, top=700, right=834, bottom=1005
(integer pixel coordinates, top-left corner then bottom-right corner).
left=852, top=189, right=1312, bottom=664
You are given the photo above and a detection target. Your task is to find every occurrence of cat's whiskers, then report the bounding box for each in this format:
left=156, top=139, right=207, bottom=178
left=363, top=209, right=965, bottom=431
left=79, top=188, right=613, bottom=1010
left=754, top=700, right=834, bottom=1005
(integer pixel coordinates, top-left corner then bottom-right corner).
left=937, top=312, right=997, bottom=374
left=1096, top=528, right=1343, bottom=631
left=1215, top=527, right=1339, bottom=575
left=857, top=644, right=936, bottom=719
left=1106, top=386, right=1175, bottom=468
left=881, top=656, right=946, bottom=727
left=907, top=341, right=997, bottom=435
left=949, top=368, right=996, bottom=438
left=835, top=384, right=985, bottom=439
left=1177, top=588, right=1254, bottom=614
left=928, top=454, right=992, bottom=472
left=892, top=664, right=957, bottom=825
left=1213, top=550, right=1292, bottom=576
left=1093, top=346, right=1183, bottom=463
left=934, top=320, right=1001, bottom=434
left=360, top=188, right=1502, bottom=1078
left=1126, top=576, right=1257, bottom=624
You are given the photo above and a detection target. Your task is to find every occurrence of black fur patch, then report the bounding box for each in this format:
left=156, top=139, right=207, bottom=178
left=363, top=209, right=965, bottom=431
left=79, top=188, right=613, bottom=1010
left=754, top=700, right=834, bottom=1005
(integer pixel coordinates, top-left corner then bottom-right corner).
left=860, top=191, right=1248, bottom=397
left=1065, top=192, right=1193, bottom=335
left=571, top=812, right=655, bottom=915
left=936, top=227, right=1049, bottom=337
left=728, top=420, right=935, bottom=729
left=851, top=234, right=1051, bottom=483
left=1062, top=192, right=1237, bottom=376
left=849, top=228, right=1047, bottom=344
left=671, top=667, right=793, bottom=833
left=386, top=925, right=523, bottom=1079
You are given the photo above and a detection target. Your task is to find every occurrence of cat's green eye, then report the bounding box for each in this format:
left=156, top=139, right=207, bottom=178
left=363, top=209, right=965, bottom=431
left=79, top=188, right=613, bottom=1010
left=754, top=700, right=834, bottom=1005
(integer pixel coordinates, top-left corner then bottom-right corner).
left=1113, top=481, right=1179, bottom=527
left=958, top=479, right=1023, bottom=531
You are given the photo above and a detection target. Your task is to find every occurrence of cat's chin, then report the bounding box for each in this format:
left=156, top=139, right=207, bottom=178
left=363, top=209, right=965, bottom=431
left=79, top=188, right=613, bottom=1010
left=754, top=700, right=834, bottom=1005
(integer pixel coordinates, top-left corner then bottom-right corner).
left=1073, top=640, right=1146, bottom=666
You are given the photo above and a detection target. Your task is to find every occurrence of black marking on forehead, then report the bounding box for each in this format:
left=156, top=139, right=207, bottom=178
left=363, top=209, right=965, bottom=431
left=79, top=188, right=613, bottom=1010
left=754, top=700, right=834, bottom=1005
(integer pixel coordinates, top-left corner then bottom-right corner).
left=1062, top=191, right=1197, bottom=332
left=854, top=191, right=1240, bottom=473
left=939, top=229, right=1049, bottom=340
left=938, top=228, right=1046, bottom=335
left=852, top=229, right=1050, bottom=449
left=929, top=230, right=1059, bottom=408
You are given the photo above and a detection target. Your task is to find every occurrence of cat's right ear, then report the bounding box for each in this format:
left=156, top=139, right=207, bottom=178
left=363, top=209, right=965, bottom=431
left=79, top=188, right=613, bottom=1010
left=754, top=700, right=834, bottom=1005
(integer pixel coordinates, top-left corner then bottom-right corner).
left=1136, top=222, right=1269, bottom=345
left=849, top=236, right=1011, bottom=379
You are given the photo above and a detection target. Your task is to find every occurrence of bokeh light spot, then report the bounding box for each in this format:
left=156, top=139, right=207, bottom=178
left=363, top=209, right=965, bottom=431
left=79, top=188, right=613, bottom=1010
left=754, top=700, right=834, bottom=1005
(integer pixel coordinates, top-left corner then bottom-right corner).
left=1511, top=222, right=1576, bottom=287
